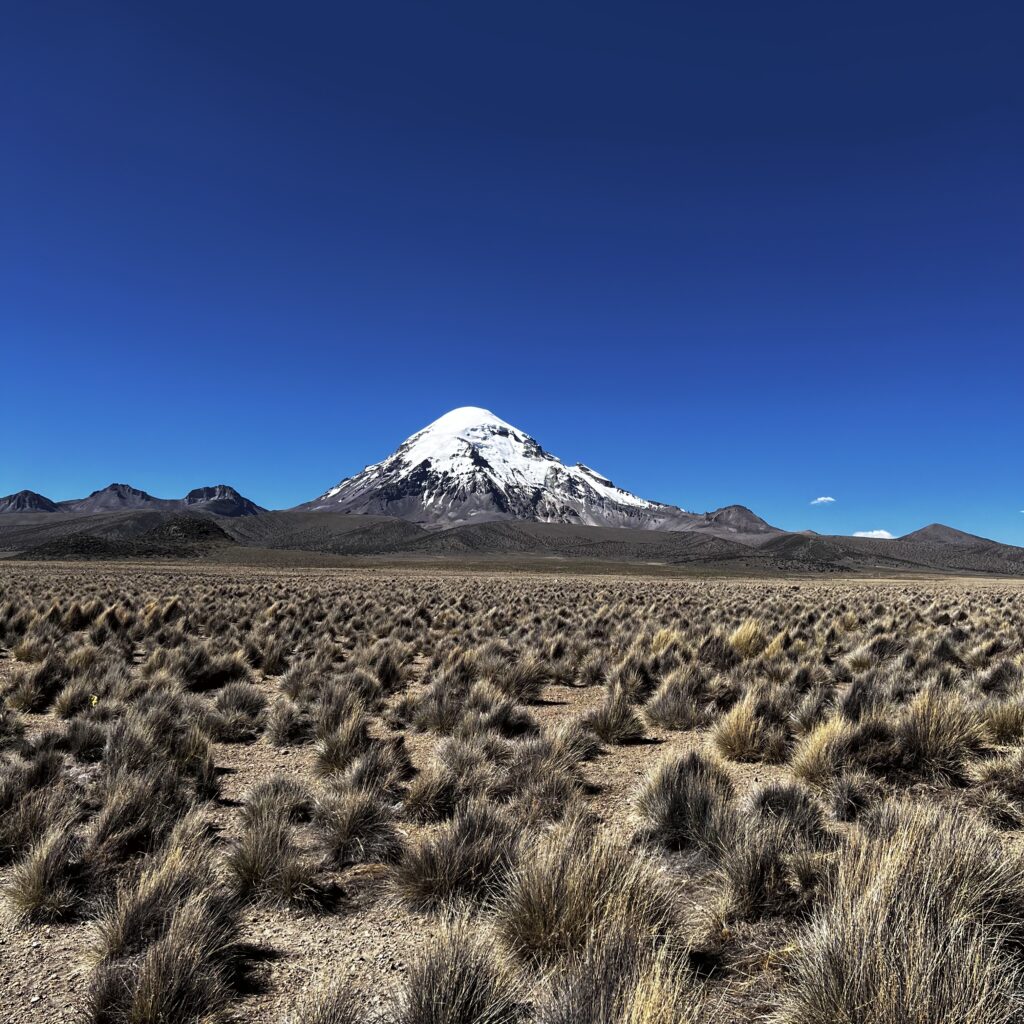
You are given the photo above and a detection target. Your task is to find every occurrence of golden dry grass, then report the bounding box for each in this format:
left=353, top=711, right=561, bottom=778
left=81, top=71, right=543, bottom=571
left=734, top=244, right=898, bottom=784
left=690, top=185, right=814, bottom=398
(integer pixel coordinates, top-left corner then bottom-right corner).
left=0, top=563, right=1022, bottom=1021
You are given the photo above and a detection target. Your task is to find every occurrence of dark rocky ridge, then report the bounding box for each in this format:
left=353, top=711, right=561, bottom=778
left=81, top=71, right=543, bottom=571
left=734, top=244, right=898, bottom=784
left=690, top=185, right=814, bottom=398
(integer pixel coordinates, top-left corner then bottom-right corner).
left=0, top=490, right=59, bottom=513
left=58, top=483, right=178, bottom=513
left=3, top=508, right=1021, bottom=575
left=900, top=524, right=993, bottom=546
left=2, top=409, right=1018, bottom=571
left=18, top=514, right=234, bottom=560
left=1, top=483, right=264, bottom=517
left=183, top=486, right=266, bottom=517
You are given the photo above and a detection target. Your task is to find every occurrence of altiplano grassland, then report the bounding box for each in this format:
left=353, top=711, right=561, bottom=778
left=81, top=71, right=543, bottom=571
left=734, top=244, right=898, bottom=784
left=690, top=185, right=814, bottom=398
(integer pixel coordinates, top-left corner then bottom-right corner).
left=1, top=561, right=1023, bottom=1023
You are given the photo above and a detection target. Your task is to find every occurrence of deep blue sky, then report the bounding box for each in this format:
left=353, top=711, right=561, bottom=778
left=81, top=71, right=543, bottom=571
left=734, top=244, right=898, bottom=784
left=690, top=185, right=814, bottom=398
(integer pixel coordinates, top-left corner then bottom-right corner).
left=3, top=2, right=1022, bottom=542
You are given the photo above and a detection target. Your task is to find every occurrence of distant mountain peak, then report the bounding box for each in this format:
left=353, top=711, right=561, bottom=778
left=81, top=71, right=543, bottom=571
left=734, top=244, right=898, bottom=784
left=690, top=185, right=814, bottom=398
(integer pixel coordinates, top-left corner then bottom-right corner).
left=696, top=505, right=779, bottom=535
left=184, top=485, right=265, bottom=517
left=94, top=482, right=154, bottom=499
left=901, top=523, right=991, bottom=546
left=301, top=406, right=692, bottom=529
left=62, top=483, right=169, bottom=513
left=0, top=481, right=264, bottom=517
left=185, top=484, right=243, bottom=503
left=0, top=489, right=58, bottom=513
left=420, top=406, right=509, bottom=433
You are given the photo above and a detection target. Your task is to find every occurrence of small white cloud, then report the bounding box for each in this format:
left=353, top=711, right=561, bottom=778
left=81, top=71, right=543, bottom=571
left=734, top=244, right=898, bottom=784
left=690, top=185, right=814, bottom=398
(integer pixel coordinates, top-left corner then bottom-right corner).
left=810, top=496, right=836, bottom=505
left=853, top=529, right=895, bottom=540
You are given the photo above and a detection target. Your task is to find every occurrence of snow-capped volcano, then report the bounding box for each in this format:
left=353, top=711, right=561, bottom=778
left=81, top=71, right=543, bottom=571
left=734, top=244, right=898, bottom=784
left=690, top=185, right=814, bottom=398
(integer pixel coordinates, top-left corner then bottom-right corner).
left=300, top=406, right=694, bottom=529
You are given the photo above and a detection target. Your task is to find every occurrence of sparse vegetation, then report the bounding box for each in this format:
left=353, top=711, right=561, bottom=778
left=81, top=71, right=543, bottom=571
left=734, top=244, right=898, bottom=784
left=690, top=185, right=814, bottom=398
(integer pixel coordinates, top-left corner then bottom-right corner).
left=392, top=916, right=522, bottom=1024
left=494, top=813, right=676, bottom=967
left=394, top=799, right=518, bottom=910
left=1, top=565, right=1023, bottom=1023
left=634, top=750, right=736, bottom=852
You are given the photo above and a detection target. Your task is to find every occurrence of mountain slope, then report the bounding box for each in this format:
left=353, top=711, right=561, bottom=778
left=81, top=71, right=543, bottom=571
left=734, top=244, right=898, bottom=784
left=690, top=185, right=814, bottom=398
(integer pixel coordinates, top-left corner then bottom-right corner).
left=20, top=513, right=236, bottom=561
left=300, top=406, right=697, bottom=530
left=0, top=490, right=58, bottom=513
left=1, top=483, right=265, bottom=517
left=183, top=485, right=266, bottom=517
left=57, top=483, right=177, bottom=513
left=219, top=510, right=426, bottom=553
left=900, top=524, right=991, bottom=546
left=670, top=504, right=783, bottom=545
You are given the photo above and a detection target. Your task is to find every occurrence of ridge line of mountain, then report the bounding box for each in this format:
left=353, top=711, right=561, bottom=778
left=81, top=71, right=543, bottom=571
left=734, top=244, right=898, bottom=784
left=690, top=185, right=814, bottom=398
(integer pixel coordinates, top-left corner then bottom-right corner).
left=0, top=483, right=264, bottom=518
left=1, top=407, right=1018, bottom=551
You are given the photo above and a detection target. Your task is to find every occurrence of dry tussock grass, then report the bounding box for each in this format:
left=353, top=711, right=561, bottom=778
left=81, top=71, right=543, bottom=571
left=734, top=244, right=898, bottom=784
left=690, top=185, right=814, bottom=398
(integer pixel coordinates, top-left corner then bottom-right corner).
left=0, top=564, right=1022, bottom=1021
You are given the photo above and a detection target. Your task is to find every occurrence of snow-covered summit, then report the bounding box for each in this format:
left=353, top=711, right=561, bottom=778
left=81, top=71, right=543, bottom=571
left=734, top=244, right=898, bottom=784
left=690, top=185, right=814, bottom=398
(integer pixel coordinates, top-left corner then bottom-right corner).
left=301, top=406, right=692, bottom=529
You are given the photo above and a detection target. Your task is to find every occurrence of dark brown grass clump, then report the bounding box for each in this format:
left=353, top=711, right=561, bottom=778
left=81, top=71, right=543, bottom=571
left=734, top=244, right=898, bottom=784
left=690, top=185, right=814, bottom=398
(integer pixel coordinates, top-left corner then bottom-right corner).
left=315, top=786, right=404, bottom=867
left=643, top=667, right=710, bottom=731
left=828, top=769, right=883, bottom=822
left=634, top=751, right=736, bottom=853
left=287, top=979, right=362, bottom=1024
left=0, top=782, right=71, bottom=864
left=86, top=890, right=240, bottom=1024
left=4, top=655, right=71, bottom=712
left=743, top=781, right=832, bottom=848
left=404, top=737, right=500, bottom=823
left=394, top=799, right=518, bottom=911
left=712, top=821, right=825, bottom=924
left=392, top=916, right=522, bottom=1024
left=241, top=775, right=313, bottom=826
left=894, top=686, right=988, bottom=778
left=0, top=705, right=26, bottom=748
left=4, top=827, right=84, bottom=922
left=90, top=812, right=214, bottom=963
left=314, top=709, right=374, bottom=776
left=342, top=736, right=414, bottom=797
left=266, top=696, right=312, bottom=746
left=537, top=929, right=701, bottom=1024
left=491, top=652, right=549, bottom=704
left=404, top=763, right=468, bottom=823
left=157, top=640, right=249, bottom=692
left=209, top=680, right=268, bottom=741
left=488, top=732, right=590, bottom=823
left=224, top=805, right=324, bottom=908
left=583, top=692, right=646, bottom=744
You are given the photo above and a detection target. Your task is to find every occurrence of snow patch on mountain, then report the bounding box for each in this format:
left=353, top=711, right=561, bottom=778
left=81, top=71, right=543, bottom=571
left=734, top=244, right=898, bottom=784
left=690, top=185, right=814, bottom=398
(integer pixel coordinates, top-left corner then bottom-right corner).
left=305, top=406, right=691, bottom=529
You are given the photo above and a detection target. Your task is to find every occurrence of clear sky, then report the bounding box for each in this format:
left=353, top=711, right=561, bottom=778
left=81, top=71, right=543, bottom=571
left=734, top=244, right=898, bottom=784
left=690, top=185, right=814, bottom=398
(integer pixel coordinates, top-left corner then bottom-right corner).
left=3, top=2, right=1022, bottom=542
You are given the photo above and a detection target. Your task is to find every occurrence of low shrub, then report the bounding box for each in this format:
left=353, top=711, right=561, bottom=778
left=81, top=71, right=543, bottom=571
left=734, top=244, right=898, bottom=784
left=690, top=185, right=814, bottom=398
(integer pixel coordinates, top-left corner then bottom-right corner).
left=287, top=978, right=362, bottom=1024
left=394, top=799, right=518, bottom=910
left=537, top=930, right=700, bottom=1024
left=634, top=751, right=736, bottom=853
left=494, top=815, right=676, bottom=967
left=315, top=786, right=404, bottom=867
left=643, top=668, right=709, bottom=731
left=779, top=801, right=1024, bottom=1024
left=225, top=808, right=323, bottom=908
left=583, top=692, right=645, bottom=744
left=4, top=827, right=84, bottom=922
left=392, top=916, right=522, bottom=1024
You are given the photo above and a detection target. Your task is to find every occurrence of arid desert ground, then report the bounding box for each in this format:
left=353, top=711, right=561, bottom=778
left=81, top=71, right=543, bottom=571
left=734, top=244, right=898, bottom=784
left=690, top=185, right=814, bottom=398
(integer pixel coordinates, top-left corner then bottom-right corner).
left=2, top=561, right=1024, bottom=1023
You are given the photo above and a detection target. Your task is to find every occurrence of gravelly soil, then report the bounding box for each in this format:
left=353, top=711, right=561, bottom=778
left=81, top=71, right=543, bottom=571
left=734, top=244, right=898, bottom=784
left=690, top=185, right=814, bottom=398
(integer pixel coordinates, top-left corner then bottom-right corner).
left=1, top=562, right=1022, bottom=1024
